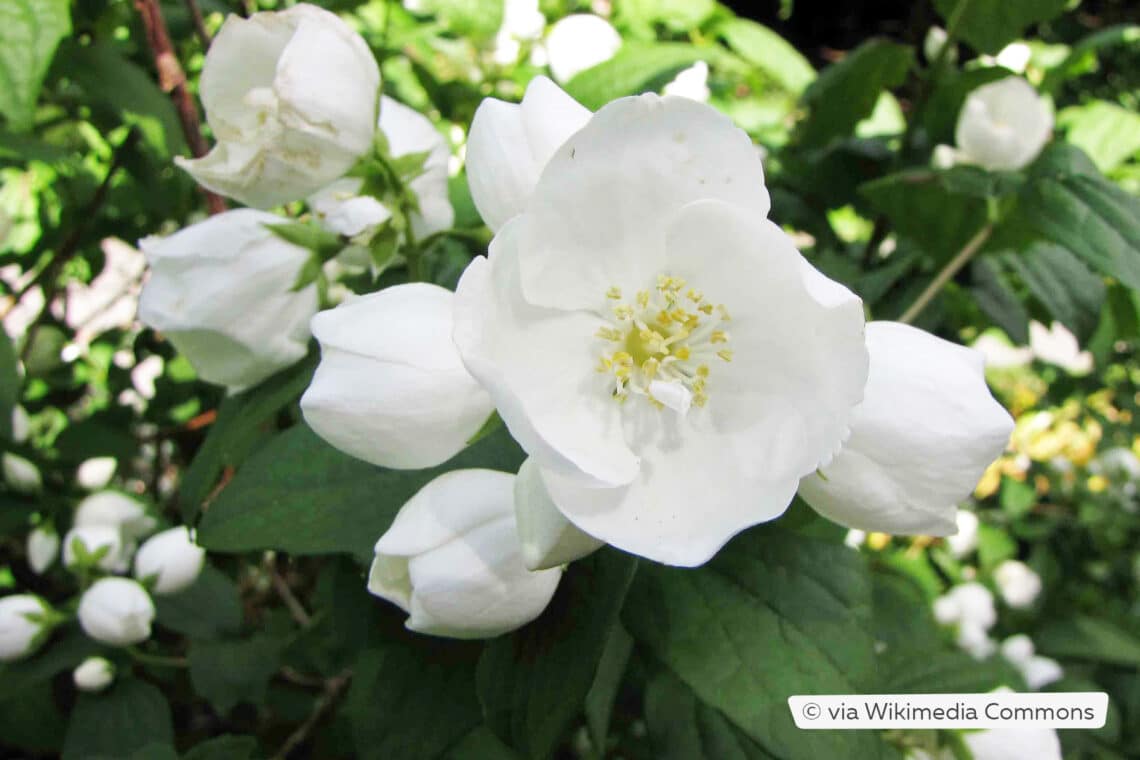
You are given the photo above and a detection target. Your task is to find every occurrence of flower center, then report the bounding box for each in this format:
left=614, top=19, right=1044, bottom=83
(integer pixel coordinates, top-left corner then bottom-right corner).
left=594, top=274, right=732, bottom=412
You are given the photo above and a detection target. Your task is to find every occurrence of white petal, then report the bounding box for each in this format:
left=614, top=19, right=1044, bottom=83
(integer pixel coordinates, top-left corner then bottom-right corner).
left=514, top=457, right=603, bottom=570
left=1000, top=634, right=1036, bottom=666
left=309, top=178, right=392, bottom=237
left=799, top=322, right=1014, bottom=535
left=515, top=95, right=770, bottom=311
left=955, top=77, right=1052, bottom=171
left=1023, top=656, right=1063, bottom=690
left=301, top=284, right=494, bottom=469
left=133, top=526, right=206, bottom=595
left=994, top=560, right=1042, bottom=609
left=465, top=76, right=591, bottom=232
left=964, top=724, right=1062, bottom=760
left=545, top=14, right=621, bottom=83
left=946, top=509, right=980, bottom=557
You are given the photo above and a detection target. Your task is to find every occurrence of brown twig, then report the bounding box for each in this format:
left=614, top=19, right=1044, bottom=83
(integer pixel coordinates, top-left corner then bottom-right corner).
left=272, top=670, right=353, bottom=760
left=267, top=555, right=312, bottom=627
left=133, top=0, right=226, bottom=215
left=184, top=0, right=213, bottom=49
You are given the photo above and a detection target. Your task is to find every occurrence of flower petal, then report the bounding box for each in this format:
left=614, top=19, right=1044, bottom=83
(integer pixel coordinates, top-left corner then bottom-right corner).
left=465, top=76, right=591, bottom=232
left=799, top=321, right=1014, bottom=535
left=514, top=457, right=603, bottom=570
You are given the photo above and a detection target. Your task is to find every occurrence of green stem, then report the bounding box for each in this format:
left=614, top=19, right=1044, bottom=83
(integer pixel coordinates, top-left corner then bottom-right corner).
left=898, top=223, right=993, bottom=325
left=127, top=647, right=188, bottom=668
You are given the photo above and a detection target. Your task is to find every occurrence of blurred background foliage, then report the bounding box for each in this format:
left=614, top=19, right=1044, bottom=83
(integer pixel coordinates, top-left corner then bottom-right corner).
left=1, top=0, right=1139, bottom=758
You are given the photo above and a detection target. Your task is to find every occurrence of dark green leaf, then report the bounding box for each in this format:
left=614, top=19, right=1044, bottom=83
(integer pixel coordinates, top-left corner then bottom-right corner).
left=798, top=39, right=913, bottom=147
left=1001, top=243, right=1104, bottom=341
left=878, top=649, right=1025, bottom=694
left=477, top=549, right=638, bottom=759
left=970, top=257, right=1030, bottom=343
left=584, top=624, right=634, bottom=755
left=0, top=0, right=70, bottom=131
left=189, top=634, right=287, bottom=713
left=932, top=0, right=1067, bottom=54
left=565, top=43, right=707, bottom=111
left=154, top=564, right=243, bottom=640
left=861, top=170, right=988, bottom=258
left=0, top=628, right=101, bottom=700
left=921, top=67, right=1011, bottom=146
left=181, top=735, right=258, bottom=760
left=197, top=424, right=525, bottom=558
left=441, top=727, right=520, bottom=760
left=623, top=526, right=884, bottom=759
left=717, top=18, right=815, bottom=94
left=1034, top=616, right=1140, bottom=668
left=62, top=679, right=175, bottom=760
left=0, top=327, right=17, bottom=440
left=0, top=683, right=66, bottom=753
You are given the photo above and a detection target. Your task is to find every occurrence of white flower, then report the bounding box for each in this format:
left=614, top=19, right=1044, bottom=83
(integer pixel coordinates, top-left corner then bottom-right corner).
left=934, top=581, right=997, bottom=633
left=63, top=524, right=130, bottom=573
left=3, top=453, right=41, bottom=493
left=923, top=26, right=955, bottom=63
left=1001, top=635, right=1064, bottom=690
left=798, top=322, right=1013, bottom=536
left=492, top=0, right=546, bottom=64
left=971, top=330, right=1032, bottom=369
left=992, top=42, right=1032, bottom=74
left=367, top=469, right=562, bottom=638
left=11, top=405, right=29, bottom=443
left=77, top=457, right=117, bottom=490
left=544, top=14, right=621, bottom=82
left=465, top=76, right=592, bottom=233
left=945, top=510, right=980, bottom=558
left=309, top=96, right=454, bottom=241
left=0, top=594, right=53, bottom=662
left=514, top=457, right=603, bottom=570
left=26, top=526, right=59, bottom=574
left=73, top=656, right=115, bottom=692
left=456, top=92, right=868, bottom=566
left=994, top=560, right=1042, bottom=608
left=953, top=77, right=1052, bottom=171
left=302, top=284, right=494, bottom=469
left=844, top=529, right=867, bottom=549
left=133, top=527, right=206, bottom=595
left=77, top=577, right=155, bottom=646
left=663, top=61, right=711, bottom=102
left=962, top=690, right=1063, bottom=760
left=1090, top=447, right=1140, bottom=481
left=175, top=4, right=381, bottom=208
left=74, top=490, right=157, bottom=543
left=957, top=622, right=997, bottom=660
left=137, top=209, right=319, bottom=391
left=1029, top=320, right=1093, bottom=375
left=1000, top=633, right=1035, bottom=665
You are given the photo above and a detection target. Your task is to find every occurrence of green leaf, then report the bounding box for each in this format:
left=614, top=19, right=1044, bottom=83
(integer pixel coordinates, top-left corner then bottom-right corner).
left=565, top=42, right=707, bottom=111
left=860, top=170, right=988, bottom=259
left=932, top=0, right=1067, bottom=54
left=189, top=634, right=287, bottom=713
left=179, top=354, right=316, bottom=523
left=1057, top=101, right=1140, bottom=173
left=622, top=526, right=885, bottom=759
left=1034, top=616, right=1140, bottom=668
left=1000, top=243, right=1105, bottom=342
left=971, top=258, right=1030, bottom=343
left=476, top=549, right=638, bottom=759
left=871, top=568, right=943, bottom=658
left=644, top=670, right=778, bottom=760
left=798, top=39, right=913, bottom=147
left=265, top=220, right=345, bottom=260
left=584, top=624, right=634, bottom=756
left=878, top=649, right=1025, bottom=693
left=181, top=735, right=258, bottom=760
left=197, top=424, right=525, bottom=558
left=1041, top=24, right=1140, bottom=93
left=347, top=635, right=485, bottom=760
left=1019, top=143, right=1140, bottom=293
left=0, top=0, right=70, bottom=131
left=976, top=523, right=1017, bottom=570
left=62, top=679, right=175, bottom=760
left=428, top=0, right=503, bottom=40
left=921, top=67, right=1011, bottom=146
left=717, top=18, right=815, bottom=94
left=0, top=629, right=101, bottom=700
left=441, top=727, right=520, bottom=760
left=154, top=565, right=244, bottom=640
left=619, top=0, right=716, bottom=33
left=0, top=327, right=17, bottom=440
left=0, top=683, right=66, bottom=754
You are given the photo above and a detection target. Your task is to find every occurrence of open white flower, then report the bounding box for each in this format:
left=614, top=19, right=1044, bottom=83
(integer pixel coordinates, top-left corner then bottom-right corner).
left=309, top=96, right=454, bottom=241
left=133, top=526, right=206, bottom=595
left=1029, top=320, right=1093, bottom=374
left=799, top=323, right=1013, bottom=535
left=952, top=77, right=1053, bottom=171
left=994, top=559, right=1042, bottom=608
left=77, top=577, right=155, bottom=647
left=138, top=209, right=319, bottom=391
left=302, top=284, right=494, bottom=469
left=544, top=14, right=621, bottom=83
left=176, top=4, right=380, bottom=208
left=457, top=92, right=868, bottom=566
left=368, top=469, right=562, bottom=638
left=0, top=594, right=54, bottom=662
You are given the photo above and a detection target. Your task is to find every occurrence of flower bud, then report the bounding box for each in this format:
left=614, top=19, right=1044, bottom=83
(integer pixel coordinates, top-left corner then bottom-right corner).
left=74, top=490, right=157, bottom=543
left=26, top=525, right=59, bottom=574
left=137, top=209, right=318, bottom=391
left=514, top=457, right=603, bottom=570
left=954, top=77, right=1052, bottom=171
left=77, top=457, right=117, bottom=490
left=3, top=453, right=41, bottom=493
left=133, top=527, right=206, bottom=595
left=993, top=559, right=1042, bottom=609
left=367, top=469, right=562, bottom=638
left=544, top=14, right=621, bottom=83
left=933, top=582, right=996, bottom=632
left=0, top=594, right=54, bottom=662
left=176, top=4, right=381, bottom=208
left=73, top=656, right=115, bottom=692
left=10, top=406, right=30, bottom=443
left=922, top=26, right=956, bottom=63
left=77, top=578, right=155, bottom=646
left=63, top=524, right=130, bottom=573
left=945, top=509, right=979, bottom=558
left=302, top=284, right=494, bottom=469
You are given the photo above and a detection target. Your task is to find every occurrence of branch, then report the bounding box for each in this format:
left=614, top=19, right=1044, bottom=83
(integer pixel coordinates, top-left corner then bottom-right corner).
left=898, top=223, right=993, bottom=325
left=272, top=670, right=353, bottom=760
left=133, top=0, right=226, bottom=215
left=184, top=0, right=212, bottom=49
left=267, top=555, right=312, bottom=627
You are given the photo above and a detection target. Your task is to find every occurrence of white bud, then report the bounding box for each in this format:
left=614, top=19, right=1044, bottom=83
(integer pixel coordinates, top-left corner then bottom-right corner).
left=137, top=209, right=319, bottom=392
left=73, top=656, right=115, bottom=692
left=0, top=594, right=54, bottom=662
left=1000, top=633, right=1035, bottom=666
left=368, top=469, right=562, bottom=638
left=63, top=524, right=130, bottom=573
left=26, top=525, right=60, bottom=574
left=175, top=4, right=381, bottom=208
left=945, top=509, right=979, bottom=558
left=10, top=405, right=30, bottom=443
left=514, top=457, right=603, bottom=571
left=1023, top=655, right=1063, bottom=690
left=133, top=527, right=206, bottom=595
left=954, top=77, right=1053, bottom=171
left=923, top=26, right=956, bottom=63
left=77, top=457, right=117, bottom=490
left=74, top=490, right=156, bottom=543
left=544, top=14, right=621, bottom=83
left=994, top=560, right=1042, bottom=609
left=933, top=582, right=997, bottom=631
left=77, top=577, right=155, bottom=646
left=957, top=622, right=997, bottom=660
left=3, top=453, right=41, bottom=493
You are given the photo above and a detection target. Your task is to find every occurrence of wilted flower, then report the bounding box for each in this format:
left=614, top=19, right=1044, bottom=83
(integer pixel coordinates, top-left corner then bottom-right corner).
left=138, top=209, right=319, bottom=391
left=368, top=469, right=562, bottom=638
left=993, top=559, right=1042, bottom=608
left=77, top=577, right=155, bottom=646
left=176, top=4, right=381, bottom=208
left=26, top=525, right=59, bottom=574
left=0, top=594, right=55, bottom=662
left=544, top=14, right=621, bottom=82
left=63, top=524, right=130, bottom=573
left=951, top=77, right=1053, bottom=171
left=73, top=656, right=115, bottom=692
left=302, top=285, right=494, bottom=469
left=133, top=527, right=206, bottom=595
